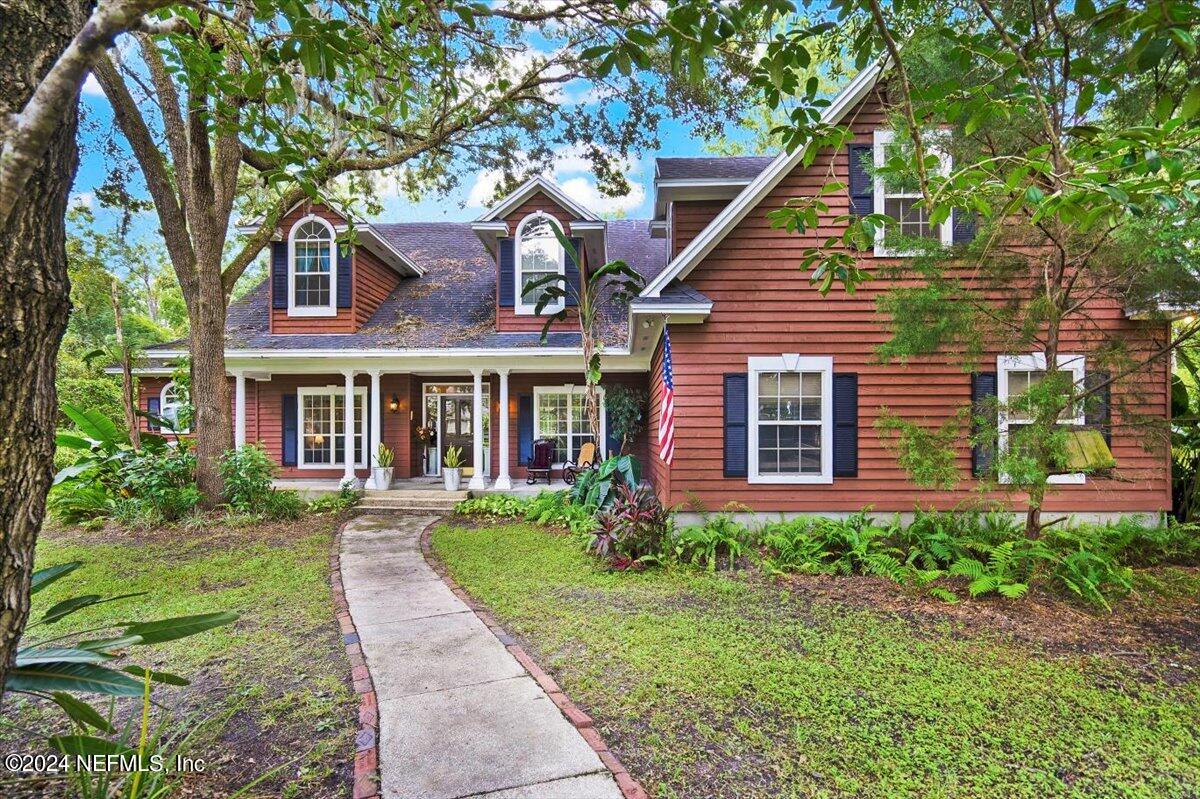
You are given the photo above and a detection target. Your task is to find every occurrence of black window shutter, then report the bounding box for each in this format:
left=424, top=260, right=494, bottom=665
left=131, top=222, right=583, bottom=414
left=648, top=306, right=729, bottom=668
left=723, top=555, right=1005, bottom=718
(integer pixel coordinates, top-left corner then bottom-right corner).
left=146, top=396, right=161, bottom=432
left=953, top=209, right=977, bottom=244
left=971, top=372, right=998, bottom=477
left=833, top=373, right=859, bottom=477
left=564, top=237, right=583, bottom=307
left=271, top=241, right=288, bottom=309
left=517, top=393, right=533, bottom=464
left=723, top=373, right=748, bottom=478
left=498, top=238, right=515, bottom=307
left=336, top=243, right=352, bottom=309
left=848, top=144, right=874, bottom=217
left=1085, top=371, right=1112, bottom=447
left=282, top=394, right=298, bottom=466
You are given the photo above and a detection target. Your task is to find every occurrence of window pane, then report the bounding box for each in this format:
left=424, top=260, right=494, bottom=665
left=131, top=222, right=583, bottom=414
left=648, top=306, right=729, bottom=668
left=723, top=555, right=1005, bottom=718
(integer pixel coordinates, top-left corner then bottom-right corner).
left=303, top=395, right=333, bottom=464
left=519, top=217, right=562, bottom=306
left=758, top=372, right=780, bottom=397
left=293, top=223, right=333, bottom=309
left=883, top=197, right=934, bottom=239
left=537, top=392, right=570, bottom=463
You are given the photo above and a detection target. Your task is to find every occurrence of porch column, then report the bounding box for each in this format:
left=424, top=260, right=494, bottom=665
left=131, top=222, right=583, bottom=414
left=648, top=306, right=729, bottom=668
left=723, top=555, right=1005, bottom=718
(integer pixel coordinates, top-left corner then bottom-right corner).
left=468, top=368, right=486, bottom=490
left=365, top=369, right=383, bottom=489
left=233, top=371, right=246, bottom=449
left=493, top=368, right=513, bottom=490
left=341, top=369, right=357, bottom=485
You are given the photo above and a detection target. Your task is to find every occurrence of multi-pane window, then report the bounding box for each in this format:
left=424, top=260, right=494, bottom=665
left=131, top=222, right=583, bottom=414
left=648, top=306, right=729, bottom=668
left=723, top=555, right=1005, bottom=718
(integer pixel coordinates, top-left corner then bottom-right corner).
left=748, top=356, right=833, bottom=484
left=300, top=389, right=366, bottom=467
left=873, top=129, right=951, bottom=254
left=160, top=381, right=190, bottom=434
left=997, top=354, right=1086, bottom=484
left=291, top=218, right=334, bottom=313
left=535, top=387, right=601, bottom=464
left=516, top=214, right=564, bottom=314
left=755, top=371, right=823, bottom=475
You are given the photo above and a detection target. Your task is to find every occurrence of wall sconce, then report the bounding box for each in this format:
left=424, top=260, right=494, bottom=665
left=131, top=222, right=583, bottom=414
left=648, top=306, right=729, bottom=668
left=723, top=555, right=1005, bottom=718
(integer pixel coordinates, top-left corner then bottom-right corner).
left=388, top=393, right=400, bottom=413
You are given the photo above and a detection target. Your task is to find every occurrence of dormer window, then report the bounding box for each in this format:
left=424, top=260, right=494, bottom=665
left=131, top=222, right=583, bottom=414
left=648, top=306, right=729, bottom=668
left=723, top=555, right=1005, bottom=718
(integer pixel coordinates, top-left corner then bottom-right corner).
left=289, top=216, right=337, bottom=317
left=515, top=213, right=565, bottom=316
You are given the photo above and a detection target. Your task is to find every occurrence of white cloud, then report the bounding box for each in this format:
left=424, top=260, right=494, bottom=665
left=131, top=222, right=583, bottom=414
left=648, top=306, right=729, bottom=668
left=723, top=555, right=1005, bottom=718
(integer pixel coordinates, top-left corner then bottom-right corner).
left=558, top=176, right=645, bottom=215
left=464, top=145, right=646, bottom=216
left=70, top=191, right=94, bottom=209
left=81, top=73, right=104, bottom=97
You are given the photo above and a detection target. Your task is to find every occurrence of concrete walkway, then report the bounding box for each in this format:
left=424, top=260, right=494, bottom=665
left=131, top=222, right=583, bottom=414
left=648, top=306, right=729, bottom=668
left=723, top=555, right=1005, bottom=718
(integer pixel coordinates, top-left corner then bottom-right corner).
left=340, top=515, right=623, bottom=799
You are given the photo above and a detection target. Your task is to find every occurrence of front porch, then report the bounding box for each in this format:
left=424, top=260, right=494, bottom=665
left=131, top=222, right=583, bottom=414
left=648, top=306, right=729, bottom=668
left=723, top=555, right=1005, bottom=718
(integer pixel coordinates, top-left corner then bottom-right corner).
left=274, top=476, right=573, bottom=500
left=222, top=364, right=648, bottom=493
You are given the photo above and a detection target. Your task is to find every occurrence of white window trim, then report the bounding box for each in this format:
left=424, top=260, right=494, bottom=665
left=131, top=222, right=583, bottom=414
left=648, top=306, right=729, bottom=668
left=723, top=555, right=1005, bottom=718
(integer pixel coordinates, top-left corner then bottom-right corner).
left=873, top=129, right=953, bottom=257
left=514, top=211, right=566, bottom=317
left=997, top=353, right=1086, bottom=485
left=287, top=214, right=338, bottom=318
left=297, top=386, right=367, bottom=469
left=160, top=380, right=189, bottom=434
left=748, top=355, right=833, bottom=485
left=533, top=385, right=606, bottom=467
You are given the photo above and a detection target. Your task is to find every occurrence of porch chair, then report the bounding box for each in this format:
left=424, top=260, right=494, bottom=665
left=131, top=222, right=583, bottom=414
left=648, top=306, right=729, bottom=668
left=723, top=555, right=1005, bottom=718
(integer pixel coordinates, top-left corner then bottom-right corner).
left=526, top=438, right=555, bottom=485
left=562, top=441, right=599, bottom=486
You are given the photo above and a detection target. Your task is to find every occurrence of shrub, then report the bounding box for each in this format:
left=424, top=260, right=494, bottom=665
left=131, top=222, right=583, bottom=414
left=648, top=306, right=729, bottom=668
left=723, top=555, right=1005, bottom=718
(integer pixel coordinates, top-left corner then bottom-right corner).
left=47, top=482, right=116, bottom=525
left=456, top=493, right=530, bottom=517
left=605, top=386, right=647, bottom=455
left=670, top=512, right=750, bottom=571
left=570, top=454, right=641, bottom=510
left=762, top=511, right=907, bottom=581
left=524, top=490, right=597, bottom=537
left=120, top=448, right=200, bottom=522
left=591, top=483, right=669, bottom=566
left=219, top=444, right=276, bottom=511
left=308, top=489, right=361, bottom=515
left=261, top=489, right=305, bottom=520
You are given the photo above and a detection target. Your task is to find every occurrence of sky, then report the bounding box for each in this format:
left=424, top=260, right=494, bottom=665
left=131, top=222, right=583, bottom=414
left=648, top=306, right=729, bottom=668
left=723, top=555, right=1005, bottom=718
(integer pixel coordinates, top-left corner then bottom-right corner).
left=70, top=71, right=764, bottom=246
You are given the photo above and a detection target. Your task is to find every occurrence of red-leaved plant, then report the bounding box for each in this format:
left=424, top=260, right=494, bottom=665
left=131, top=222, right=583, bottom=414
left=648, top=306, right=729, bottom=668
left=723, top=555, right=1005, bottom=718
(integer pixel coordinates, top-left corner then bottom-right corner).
left=591, top=483, right=669, bottom=568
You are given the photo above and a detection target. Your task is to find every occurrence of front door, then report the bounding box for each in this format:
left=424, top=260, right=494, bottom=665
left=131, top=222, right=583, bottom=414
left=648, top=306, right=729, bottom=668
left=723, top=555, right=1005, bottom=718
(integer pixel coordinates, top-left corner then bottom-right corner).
left=440, top=396, right=474, bottom=473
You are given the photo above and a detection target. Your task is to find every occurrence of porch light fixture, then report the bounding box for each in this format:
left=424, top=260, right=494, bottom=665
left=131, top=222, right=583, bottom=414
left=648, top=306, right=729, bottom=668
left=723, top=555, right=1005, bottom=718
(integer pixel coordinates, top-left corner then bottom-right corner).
left=389, top=393, right=400, bottom=412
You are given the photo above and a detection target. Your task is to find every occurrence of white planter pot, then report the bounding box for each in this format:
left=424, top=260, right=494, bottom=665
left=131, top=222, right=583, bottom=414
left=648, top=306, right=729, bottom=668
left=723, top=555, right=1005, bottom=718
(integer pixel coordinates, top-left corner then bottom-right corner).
left=443, top=468, right=462, bottom=492
left=372, top=467, right=394, bottom=490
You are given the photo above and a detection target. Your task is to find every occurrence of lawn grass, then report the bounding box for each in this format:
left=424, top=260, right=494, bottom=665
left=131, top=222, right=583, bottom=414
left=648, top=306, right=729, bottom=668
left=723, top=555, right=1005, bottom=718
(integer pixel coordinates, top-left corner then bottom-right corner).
left=431, top=520, right=1200, bottom=799
left=1, top=515, right=357, bottom=799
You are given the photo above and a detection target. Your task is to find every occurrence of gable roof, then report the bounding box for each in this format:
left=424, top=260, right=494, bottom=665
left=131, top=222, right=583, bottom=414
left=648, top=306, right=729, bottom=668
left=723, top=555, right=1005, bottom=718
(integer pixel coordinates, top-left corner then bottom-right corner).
left=473, top=175, right=600, bottom=224
left=655, top=156, right=774, bottom=182
left=642, top=63, right=883, bottom=298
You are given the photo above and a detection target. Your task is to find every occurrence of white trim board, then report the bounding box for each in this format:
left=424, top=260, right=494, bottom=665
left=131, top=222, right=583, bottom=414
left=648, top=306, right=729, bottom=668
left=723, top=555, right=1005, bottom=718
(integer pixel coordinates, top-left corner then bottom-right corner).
left=641, top=61, right=885, bottom=298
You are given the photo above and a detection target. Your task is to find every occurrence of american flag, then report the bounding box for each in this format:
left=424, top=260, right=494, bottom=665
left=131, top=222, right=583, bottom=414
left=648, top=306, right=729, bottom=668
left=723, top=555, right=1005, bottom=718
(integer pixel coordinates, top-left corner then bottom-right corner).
left=657, top=325, right=676, bottom=465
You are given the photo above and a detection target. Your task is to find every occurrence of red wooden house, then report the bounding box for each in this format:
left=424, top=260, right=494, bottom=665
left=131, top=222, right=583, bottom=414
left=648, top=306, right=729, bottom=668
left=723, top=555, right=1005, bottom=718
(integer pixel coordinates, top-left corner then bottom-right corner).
left=133, top=65, right=1171, bottom=520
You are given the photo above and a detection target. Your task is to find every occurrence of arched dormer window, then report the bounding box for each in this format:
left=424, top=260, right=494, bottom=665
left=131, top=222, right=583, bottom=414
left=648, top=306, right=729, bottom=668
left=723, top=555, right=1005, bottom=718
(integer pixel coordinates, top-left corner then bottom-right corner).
left=160, top=381, right=190, bottom=434
left=515, top=212, right=565, bottom=316
left=288, top=216, right=337, bottom=317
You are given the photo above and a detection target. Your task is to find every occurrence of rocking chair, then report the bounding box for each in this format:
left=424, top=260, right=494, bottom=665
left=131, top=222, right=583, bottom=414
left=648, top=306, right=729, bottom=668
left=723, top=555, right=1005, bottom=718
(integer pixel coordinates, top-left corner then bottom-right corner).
left=526, top=438, right=555, bottom=485
left=562, top=441, right=599, bottom=486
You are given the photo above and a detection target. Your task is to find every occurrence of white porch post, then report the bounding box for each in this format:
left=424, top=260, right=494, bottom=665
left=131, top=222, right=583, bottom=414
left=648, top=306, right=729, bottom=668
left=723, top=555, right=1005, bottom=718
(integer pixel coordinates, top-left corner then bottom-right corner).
left=468, top=369, right=486, bottom=490
left=342, top=369, right=357, bottom=485
left=233, top=371, right=247, bottom=449
left=365, top=369, right=382, bottom=488
left=494, top=369, right=513, bottom=490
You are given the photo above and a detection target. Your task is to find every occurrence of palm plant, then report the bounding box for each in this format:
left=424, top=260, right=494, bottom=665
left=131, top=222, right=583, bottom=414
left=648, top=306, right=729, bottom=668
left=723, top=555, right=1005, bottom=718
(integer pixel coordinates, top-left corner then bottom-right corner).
left=528, top=226, right=646, bottom=446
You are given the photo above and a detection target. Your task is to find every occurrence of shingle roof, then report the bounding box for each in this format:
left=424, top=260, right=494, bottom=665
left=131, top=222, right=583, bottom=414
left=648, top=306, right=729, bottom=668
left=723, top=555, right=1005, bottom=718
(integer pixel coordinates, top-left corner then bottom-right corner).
left=214, top=220, right=669, bottom=351
left=655, top=156, right=775, bottom=182
left=630, top=283, right=711, bottom=306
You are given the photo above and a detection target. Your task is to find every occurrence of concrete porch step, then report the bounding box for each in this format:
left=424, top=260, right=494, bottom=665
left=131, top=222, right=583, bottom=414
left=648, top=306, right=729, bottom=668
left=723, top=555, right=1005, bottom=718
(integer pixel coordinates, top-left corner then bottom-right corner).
left=357, top=499, right=462, bottom=511
left=356, top=504, right=459, bottom=514
left=363, top=489, right=470, bottom=500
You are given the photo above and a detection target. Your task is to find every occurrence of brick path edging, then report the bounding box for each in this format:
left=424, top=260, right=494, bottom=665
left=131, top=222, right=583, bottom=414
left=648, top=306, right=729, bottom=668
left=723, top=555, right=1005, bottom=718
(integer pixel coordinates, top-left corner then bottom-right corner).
left=330, top=519, right=382, bottom=799
left=419, top=518, right=650, bottom=799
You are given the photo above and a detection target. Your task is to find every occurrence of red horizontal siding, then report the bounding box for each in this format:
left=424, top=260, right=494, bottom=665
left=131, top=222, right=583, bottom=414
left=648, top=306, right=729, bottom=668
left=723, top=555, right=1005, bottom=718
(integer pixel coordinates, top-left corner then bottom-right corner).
left=659, top=90, right=1171, bottom=515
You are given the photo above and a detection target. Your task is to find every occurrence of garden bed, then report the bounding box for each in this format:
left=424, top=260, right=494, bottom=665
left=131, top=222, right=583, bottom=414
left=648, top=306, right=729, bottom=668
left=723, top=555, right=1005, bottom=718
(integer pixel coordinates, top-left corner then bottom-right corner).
left=430, top=518, right=1200, bottom=799
left=0, top=513, right=358, bottom=799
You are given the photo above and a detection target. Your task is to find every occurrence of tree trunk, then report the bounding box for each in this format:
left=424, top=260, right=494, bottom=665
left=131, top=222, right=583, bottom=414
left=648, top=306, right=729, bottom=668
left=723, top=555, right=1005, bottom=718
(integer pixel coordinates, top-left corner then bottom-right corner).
left=111, top=278, right=139, bottom=448
left=0, top=0, right=84, bottom=704
left=187, top=265, right=231, bottom=507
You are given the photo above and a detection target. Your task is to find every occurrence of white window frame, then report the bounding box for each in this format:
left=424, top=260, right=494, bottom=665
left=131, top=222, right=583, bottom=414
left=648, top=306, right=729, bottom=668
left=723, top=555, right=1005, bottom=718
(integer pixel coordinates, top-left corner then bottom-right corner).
left=287, top=214, right=338, bottom=318
left=514, top=211, right=566, bottom=317
left=297, top=386, right=367, bottom=469
left=533, top=385, right=605, bottom=467
left=873, top=129, right=953, bottom=257
left=160, top=380, right=189, bottom=434
left=997, top=353, right=1086, bottom=485
left=748, top=355, right=833, bottom=485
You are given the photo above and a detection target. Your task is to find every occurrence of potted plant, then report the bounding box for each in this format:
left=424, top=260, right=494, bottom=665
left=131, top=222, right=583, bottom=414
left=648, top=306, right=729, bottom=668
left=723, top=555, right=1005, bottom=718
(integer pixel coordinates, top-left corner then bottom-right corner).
left=442, top=445, right=464, bottom=491
left=373, top=443, right=395, bottom=490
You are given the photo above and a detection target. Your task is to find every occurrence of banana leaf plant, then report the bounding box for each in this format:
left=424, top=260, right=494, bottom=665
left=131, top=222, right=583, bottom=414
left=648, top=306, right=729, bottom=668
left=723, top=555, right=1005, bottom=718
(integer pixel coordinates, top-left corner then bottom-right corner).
left=526, top=224, right=646, bottom=449
left=4, top=559, right=236, bottom=756
left=569, top=454, right=642, bottom=511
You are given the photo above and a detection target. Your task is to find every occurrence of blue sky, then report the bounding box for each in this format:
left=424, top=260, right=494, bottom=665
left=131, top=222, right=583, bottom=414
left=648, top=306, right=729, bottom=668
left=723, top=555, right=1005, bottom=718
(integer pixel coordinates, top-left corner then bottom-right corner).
left=71, top=73, right=762, bottom=244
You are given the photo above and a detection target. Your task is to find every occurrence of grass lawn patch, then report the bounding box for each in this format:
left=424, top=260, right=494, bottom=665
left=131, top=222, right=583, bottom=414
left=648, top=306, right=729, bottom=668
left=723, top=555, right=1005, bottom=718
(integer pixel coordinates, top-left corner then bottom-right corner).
left=431, top=519, right=1200, bottom=799
left=1, top=515, right=357, bottom=799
